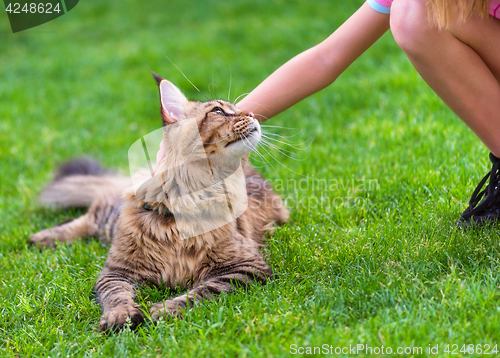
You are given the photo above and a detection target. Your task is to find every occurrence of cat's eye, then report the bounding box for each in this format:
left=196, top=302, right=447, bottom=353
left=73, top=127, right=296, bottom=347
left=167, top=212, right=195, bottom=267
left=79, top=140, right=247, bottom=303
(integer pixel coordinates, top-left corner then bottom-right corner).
left=211, top=107, right=225, bottom=116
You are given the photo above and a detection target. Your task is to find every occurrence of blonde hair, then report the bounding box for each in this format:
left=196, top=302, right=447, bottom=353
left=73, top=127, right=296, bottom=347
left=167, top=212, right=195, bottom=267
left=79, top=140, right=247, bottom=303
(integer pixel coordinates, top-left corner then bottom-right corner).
left=427, top=0, right=491, bottom=28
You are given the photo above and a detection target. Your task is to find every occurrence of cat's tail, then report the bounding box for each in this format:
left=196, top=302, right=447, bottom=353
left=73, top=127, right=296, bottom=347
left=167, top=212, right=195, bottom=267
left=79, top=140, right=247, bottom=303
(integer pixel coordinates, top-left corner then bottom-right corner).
left=40, top=157, right=131, bottom=208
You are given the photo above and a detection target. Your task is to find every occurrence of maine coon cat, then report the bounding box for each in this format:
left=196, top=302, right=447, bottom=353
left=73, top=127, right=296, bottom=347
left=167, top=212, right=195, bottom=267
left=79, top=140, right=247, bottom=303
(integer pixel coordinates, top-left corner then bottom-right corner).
left=30, top=73, right=289, bottom=332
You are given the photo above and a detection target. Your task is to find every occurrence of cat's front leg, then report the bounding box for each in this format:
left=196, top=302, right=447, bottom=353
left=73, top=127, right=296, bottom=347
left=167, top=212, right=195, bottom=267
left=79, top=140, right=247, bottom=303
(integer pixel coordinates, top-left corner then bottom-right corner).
left=149, top=260, right=272, bottom=320
left=148, top=299, right=185, bottom=320
left=94, top=268, right=144, bottom=332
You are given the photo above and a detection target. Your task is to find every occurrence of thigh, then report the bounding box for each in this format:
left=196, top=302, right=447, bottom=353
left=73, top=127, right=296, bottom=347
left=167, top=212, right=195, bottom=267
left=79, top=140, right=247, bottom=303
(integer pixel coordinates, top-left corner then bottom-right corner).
left=450, top=15, right=500, bottom=83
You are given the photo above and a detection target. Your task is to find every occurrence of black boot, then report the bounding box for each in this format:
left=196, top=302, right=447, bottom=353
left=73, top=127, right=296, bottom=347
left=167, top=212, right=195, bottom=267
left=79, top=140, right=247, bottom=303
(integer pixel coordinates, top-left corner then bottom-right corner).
left=459, top=153, right=500, bottom=228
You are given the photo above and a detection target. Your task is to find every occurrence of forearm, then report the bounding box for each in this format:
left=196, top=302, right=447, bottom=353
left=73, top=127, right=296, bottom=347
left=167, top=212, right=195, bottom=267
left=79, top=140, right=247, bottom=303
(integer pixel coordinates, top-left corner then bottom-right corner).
left=237, top=2, right=390, bottom=121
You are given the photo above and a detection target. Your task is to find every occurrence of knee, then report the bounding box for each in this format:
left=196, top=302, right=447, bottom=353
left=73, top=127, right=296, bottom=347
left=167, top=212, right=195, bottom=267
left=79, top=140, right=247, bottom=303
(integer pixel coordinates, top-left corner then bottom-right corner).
left=390, top=0, right=435, bottom=54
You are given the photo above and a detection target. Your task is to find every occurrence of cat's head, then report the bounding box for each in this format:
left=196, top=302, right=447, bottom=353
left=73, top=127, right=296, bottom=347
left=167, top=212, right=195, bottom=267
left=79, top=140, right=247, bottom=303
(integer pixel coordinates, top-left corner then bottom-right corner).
left=152, top=72, right=260, bottom=161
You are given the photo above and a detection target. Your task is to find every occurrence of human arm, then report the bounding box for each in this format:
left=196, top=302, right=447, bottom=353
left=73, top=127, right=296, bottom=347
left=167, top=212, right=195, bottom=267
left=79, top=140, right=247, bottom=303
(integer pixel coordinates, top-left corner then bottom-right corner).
left=236, top=2, right=390, bottom=121
left=153, top=2, right=390, bottom=171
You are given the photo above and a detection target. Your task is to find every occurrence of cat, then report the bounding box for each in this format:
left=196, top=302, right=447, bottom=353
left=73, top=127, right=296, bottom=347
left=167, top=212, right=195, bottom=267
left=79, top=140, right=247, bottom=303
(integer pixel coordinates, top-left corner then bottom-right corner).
left=30, top=72, right=289, bottom=332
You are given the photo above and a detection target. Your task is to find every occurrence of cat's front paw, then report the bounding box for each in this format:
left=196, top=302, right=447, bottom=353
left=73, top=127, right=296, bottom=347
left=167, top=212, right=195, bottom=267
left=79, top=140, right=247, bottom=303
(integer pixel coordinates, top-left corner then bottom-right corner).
left=149, top=300, right=184, bottom=321
left=29, top=229, right=56, bottom=248
left=100, top=304, right=144, bottom=333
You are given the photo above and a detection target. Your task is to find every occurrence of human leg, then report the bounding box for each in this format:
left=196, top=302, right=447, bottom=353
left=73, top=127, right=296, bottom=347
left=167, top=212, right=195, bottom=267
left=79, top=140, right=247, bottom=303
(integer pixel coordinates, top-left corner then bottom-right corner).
left=390, top=0, right=500, bottom=226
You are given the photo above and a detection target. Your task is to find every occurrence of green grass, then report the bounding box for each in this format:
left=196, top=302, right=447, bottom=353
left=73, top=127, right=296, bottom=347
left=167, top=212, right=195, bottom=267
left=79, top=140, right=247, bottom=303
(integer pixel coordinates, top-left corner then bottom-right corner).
left=1, top=0, right=500, bottom=357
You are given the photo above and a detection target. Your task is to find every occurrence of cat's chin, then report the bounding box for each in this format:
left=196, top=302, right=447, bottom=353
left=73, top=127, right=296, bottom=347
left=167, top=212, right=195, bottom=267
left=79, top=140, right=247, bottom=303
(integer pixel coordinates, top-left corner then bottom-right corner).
left=224, top=127, right=261, bottom=158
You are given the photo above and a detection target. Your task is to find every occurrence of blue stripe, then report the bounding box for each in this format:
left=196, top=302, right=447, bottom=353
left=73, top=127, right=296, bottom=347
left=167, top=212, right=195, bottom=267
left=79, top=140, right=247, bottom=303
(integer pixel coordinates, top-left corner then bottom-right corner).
left=367, top=0, right=391, bottom=14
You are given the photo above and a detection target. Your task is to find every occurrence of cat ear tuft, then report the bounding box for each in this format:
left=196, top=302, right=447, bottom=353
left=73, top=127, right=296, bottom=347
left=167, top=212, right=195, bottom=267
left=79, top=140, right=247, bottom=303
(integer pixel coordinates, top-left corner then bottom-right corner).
left=151, top=71, right=165, bottom=86
left=152, top=72, right=188, bottom=125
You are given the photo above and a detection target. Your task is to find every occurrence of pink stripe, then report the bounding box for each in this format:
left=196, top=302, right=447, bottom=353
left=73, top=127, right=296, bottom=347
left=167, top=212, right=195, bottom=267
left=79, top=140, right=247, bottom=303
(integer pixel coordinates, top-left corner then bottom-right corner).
left=372, top=0, right=500, bottom=19
left=373, top=0, right=393, bottom=7
left=490, top=0, right=500, bottom=18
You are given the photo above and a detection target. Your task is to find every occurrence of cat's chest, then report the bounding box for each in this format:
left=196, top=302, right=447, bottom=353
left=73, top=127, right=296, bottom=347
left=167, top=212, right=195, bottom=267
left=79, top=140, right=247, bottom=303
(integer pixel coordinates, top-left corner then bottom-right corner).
left=147, top=240, right=212, bottom=288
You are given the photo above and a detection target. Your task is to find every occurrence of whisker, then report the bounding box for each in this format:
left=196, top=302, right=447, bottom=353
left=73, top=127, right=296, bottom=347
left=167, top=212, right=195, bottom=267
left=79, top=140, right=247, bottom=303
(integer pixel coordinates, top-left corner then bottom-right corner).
left=238, top=132, right=265, bottom=160
left=237, top=101, right=271, bottom=112
left=257, top=140, right=307, bottom=177
left=222, top=113, right=234, bottom=125
left=208, top=82, right=218, bottom=99
left=261, top=129, right=303, bottom=140
left=234, top=92, right=250, bottom=104
left=259, top=140, right=307, bottom=161
left=238, top=134, right=255, bottom=155
left=242, top=135, right=273, bottom=167
left=231, top=85, right=241, bottom=103
left=203, top=132, right=236, bottom=145
left=261, top=134, right=313, bottom=151
left=248, top=151, right=270, bottom=165
left=259, top=139, right=307, bottom=160
left=227, top=65, right=232, bottom=102
left=165, top=55, right=210, bottom=101
left=211, top=69, right=215, bottom=99
left=190, top=139, right=202, bottom=154
left=260, top=124, right=298, bottom=130
left=234, top=101, right=273, bottom=122
left=255, top=114, right=270, bottom=123
left=189, top=131, right=237, bottom=155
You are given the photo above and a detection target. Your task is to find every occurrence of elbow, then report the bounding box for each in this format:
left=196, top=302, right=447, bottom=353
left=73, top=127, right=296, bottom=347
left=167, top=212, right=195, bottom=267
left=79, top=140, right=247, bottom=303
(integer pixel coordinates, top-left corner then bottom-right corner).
left=312, top=43, right=339, bottom=71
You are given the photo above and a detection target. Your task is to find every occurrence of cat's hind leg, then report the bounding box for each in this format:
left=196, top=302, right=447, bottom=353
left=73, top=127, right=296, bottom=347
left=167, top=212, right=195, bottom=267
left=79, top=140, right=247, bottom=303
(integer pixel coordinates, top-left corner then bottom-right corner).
left=30, top=213, right=95, bottom=248
left=30, top=192, right=122, bottom=248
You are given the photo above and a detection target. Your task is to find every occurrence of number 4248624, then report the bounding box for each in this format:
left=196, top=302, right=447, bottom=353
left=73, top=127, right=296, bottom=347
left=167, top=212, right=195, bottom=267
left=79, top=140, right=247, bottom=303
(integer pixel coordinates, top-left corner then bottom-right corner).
left=5, top=3, right=61, bottom=14
left=444, top=344, right=498, bottom=355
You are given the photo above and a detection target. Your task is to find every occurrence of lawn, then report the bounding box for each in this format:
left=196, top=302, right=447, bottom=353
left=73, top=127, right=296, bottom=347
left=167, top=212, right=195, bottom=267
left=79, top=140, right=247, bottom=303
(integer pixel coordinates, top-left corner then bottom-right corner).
left=1, top=0, right=499, bottom=357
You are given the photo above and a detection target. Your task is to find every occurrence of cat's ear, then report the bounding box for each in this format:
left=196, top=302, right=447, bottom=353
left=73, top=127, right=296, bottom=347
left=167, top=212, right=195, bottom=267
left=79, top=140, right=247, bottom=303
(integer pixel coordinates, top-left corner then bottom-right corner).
left=152, top=71, right=188, bottom=125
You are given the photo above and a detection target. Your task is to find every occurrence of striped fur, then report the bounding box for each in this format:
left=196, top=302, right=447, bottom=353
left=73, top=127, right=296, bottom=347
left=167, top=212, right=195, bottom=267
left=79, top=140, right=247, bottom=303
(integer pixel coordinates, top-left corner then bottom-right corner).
left=30, top=74, right=288, bottom=332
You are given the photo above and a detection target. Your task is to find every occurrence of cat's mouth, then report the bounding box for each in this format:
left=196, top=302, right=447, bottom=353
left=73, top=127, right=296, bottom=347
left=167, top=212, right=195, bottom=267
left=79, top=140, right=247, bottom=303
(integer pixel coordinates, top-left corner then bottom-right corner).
left=225, top=128, right=258, bottom=147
